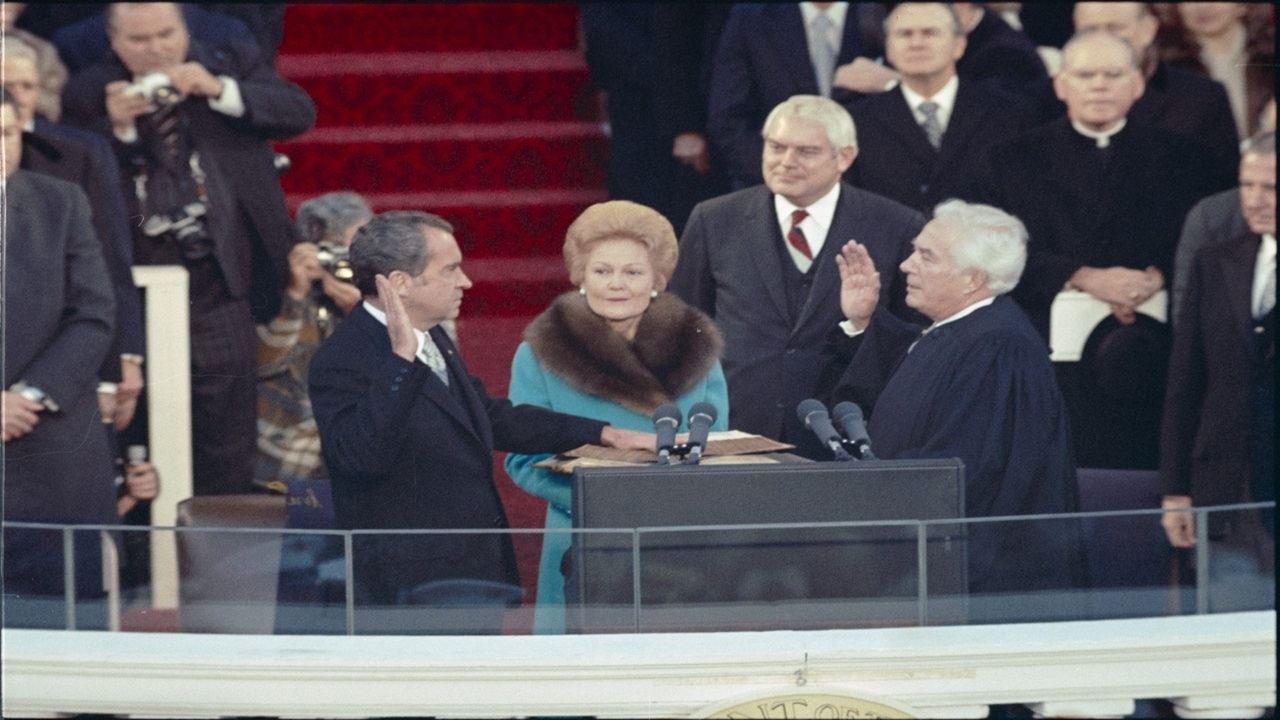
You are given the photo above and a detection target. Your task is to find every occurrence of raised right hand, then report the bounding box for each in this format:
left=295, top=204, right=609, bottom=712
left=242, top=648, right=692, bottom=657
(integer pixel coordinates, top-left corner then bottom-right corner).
left=376, top=273, right=418, bottom=361
left=835, top=240, right=881, bottom=330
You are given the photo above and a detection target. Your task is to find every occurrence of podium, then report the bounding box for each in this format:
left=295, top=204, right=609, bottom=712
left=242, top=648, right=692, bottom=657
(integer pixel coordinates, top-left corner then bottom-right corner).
left=566, top=460, right=967, bottom=633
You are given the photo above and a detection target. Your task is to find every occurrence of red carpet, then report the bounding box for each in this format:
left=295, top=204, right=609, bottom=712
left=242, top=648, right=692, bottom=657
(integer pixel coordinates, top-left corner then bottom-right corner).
left=276, top=3, right=609, bottom=609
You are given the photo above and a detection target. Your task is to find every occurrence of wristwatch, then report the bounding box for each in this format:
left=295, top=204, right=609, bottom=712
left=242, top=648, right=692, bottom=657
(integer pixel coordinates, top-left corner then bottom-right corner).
left=9, top=381, right=61, bottom=413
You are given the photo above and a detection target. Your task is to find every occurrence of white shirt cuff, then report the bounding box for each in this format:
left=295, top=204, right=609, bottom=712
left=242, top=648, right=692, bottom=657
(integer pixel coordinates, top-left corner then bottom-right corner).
left=839, top=320, right=866, bottom=337
left=113, top=125, right=139, bottom=143
left=207, top=76, right=245, bottom=117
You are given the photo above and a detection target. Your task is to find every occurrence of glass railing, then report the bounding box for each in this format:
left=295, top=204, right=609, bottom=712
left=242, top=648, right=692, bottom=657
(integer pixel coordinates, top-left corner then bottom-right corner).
left=2, top=503, right=1272, bottom=635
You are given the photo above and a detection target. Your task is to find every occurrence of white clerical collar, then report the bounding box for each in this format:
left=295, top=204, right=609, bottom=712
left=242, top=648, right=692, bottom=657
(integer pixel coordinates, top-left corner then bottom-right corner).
left=924, top=295, right=996, bottom=334
left=362, top=300, right=429, bottom=358
left=900, top=74, right=959, bottom=132
left=1071, top=118, right=1126, bottom=148
left=800, top=2, right=848, bottom=29
left=22, top=118, right=34, bottom=132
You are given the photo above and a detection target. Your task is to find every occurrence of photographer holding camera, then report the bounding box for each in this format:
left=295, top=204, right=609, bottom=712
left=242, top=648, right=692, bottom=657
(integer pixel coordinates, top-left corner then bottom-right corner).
left=62, top=2, right=316, bottom=496
left=254, top=192, right=369, bottom=520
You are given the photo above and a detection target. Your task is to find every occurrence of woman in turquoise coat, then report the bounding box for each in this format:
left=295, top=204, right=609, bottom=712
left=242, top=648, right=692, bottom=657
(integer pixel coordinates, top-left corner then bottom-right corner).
left=506, top=200, right=728, bottom=634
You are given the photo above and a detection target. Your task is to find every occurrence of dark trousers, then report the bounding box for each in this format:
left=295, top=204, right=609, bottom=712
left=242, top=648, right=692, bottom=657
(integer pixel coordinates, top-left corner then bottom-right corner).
left=187, top=258, right=258, bottom=496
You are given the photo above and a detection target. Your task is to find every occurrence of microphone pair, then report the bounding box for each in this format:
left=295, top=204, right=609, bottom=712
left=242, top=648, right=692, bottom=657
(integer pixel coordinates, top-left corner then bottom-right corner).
left=651, top=402, right=718, bottom=465
left=796, top=399, right=877, bottom=461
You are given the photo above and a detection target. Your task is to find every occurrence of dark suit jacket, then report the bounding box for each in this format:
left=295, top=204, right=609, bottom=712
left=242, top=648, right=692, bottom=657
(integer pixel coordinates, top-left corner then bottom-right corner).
left=1160, top=232, right=1272, bottom=530
left=1172, top=188, right=1248, bottom=328
left=707, top=3, right=884, bottom=188
left=982, top=118, right=1225, bottom=336
left=23, top=120, right=145, bottom=379
left=846, top=79, right=1034, bottom=214
left=61, top=38, right=315, bottom=321
left=668, top=182, right=923, bottom=456
left=309, top=307, right=606, bottom=609
left=2, top=170, right=117, bottom=525
left=1130, top=63, right=1240, bottom=192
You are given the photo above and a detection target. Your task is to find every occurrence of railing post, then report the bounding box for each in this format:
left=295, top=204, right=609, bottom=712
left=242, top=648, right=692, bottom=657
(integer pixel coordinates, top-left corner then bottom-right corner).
left=916, top=522, right=928, bottom=627
left=62, top=527, right=77, bottom=631
left=632, top=530, right=642, bottom=632
left=344, top=531, right=356, bottom=635
left=1194, top=507, right=1210, bottom=614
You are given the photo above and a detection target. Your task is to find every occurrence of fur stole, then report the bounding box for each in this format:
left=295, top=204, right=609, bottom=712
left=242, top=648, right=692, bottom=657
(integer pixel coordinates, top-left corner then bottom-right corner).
left=523, top=291, right=724, bottom=415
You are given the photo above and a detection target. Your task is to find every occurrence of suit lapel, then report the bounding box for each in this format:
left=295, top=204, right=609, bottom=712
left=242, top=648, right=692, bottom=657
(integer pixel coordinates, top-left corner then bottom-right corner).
left=878, top=90, right=938, bottom=167
left=432, top=326, right=494, bottom=453
left=936, top=80, right=984, bottom=166
left=351, top=308, right=482, bottom=445
left=767, top=5, right=821, bottom=95
left=2, top=174, right=40, bottom=382
left=747, top=188, right=794, bottom=323
left=1218, top=233, right=1261, bottom=334
left=794, top=185, right=858, bottom=332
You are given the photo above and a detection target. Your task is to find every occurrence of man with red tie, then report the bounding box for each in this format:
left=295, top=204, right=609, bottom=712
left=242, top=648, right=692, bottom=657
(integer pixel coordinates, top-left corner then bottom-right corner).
left=669, top=94, right=923, bottom=459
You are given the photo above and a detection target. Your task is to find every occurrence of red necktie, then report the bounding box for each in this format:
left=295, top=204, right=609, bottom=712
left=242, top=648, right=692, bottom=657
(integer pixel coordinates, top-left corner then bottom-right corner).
left=787, top=208, right=812, bottom=260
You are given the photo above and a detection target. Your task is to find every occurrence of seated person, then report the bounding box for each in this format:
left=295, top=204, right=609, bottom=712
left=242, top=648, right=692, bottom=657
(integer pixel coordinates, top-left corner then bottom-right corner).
left=505, top=201, right=728, bottom=634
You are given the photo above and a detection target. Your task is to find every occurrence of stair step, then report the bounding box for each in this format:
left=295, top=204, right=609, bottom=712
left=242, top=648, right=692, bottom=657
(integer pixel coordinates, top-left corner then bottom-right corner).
left=286, top=191, right=607, bottom=258
left=279, top=3, right=580, bottom=54
left=290, top=64, right=595, bottom=126
left=277, top=127, right=608, bottom=194
left=278, top=50, right=588, bottom=78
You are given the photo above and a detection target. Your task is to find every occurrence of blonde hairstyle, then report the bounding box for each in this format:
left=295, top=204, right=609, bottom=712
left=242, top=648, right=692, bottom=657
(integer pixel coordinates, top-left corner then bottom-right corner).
left=563, top=201, right=678, bottom=290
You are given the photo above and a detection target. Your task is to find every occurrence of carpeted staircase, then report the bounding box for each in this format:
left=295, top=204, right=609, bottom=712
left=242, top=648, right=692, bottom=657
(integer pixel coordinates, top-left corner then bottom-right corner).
left=275, top=3, right=608, bottom=611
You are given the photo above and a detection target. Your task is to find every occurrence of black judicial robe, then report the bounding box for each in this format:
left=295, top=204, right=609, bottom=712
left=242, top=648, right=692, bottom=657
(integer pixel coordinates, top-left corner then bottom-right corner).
left=829, top=296, right=1086, bottom=599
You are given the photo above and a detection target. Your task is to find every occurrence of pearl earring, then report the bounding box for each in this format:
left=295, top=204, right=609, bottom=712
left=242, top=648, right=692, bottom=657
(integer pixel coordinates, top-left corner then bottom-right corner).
left=579, top=287, right=586, bottom=296
left=650, top=290, right=659, bottom=299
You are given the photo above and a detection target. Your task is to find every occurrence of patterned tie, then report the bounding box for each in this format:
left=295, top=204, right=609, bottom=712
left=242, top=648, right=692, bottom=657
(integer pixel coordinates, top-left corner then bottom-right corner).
left=918, top=101, right=943, bottom=150
left=787, top=209, right=813, bottom=260
left=418, top=335, right=450, bottom=386
left=810, top=12, right=836, bottom=97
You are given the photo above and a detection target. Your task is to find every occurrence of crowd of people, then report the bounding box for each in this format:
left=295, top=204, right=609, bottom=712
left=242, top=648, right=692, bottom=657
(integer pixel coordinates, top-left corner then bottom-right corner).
left=1, top=2, right=1274, bottom=632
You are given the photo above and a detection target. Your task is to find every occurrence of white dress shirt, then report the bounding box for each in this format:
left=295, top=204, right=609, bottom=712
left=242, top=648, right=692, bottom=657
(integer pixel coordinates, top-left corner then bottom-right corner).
left=1252, top=233, right=1276, bottom=319
left=774, top=182, right=842, bottom=273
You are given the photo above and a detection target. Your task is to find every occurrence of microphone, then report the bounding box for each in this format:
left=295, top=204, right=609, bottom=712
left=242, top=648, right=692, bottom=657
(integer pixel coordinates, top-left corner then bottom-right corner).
left=651, top=403, right=681, bottom=465
left=683, top=402, right=718, bottom=465
left=796, top=399, right=853, bottom=461
left=832, top=401, right=877, bottom=460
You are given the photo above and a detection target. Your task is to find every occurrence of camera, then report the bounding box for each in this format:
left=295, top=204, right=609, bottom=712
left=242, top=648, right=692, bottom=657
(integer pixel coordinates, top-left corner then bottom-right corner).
left=316, top=243, right=354, bottom=282
left=125, top=72, right=182, bottom=108
left=141, top=201, right=214, bottom=260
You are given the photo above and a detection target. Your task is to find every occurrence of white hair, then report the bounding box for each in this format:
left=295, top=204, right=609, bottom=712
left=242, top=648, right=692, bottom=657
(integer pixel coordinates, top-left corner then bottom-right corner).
left=933, top=199, right=1027, bottom=295
left=761, top=94, right=857, bottom=152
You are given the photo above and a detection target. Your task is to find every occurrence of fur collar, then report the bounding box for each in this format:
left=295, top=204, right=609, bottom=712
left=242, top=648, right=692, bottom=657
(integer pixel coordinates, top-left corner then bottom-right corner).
left=524, top=292, right=724, bottom=415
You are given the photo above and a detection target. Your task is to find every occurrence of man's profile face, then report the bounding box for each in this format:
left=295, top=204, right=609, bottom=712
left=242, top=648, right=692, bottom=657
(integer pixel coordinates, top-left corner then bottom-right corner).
left=397, top=228, right=473, bottom=330
left=762, top=115, right=854, bottom=208
left=1239, top=152, right=1277, bottom=236
left=1073, top=3, right=1158, bottom=57
left=2, top=103, right=23, bottom=179
left=1054, top=36, right=1144, bottom=131
left=885, top=4, right=966, bottom=82
left=109, top=3, right=190, bottom=75
left=898, top=219, right=978, bottom=322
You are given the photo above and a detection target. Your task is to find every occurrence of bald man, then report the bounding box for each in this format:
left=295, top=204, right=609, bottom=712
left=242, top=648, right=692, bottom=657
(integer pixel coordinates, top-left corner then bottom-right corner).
left=982, top=30, right=1225, bottom=470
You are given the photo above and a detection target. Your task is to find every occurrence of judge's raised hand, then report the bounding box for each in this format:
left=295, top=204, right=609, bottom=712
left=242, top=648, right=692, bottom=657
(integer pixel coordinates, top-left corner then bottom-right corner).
left=833, top=58, right=900, bottom=94
left=836, top=240, right=881, bottom=331
left=375, top=274, right=418, bottom=362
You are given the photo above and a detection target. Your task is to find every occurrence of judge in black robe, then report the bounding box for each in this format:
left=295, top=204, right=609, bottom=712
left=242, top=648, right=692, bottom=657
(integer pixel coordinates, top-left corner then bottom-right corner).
left=825, top=200, right=1086, bottom=619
